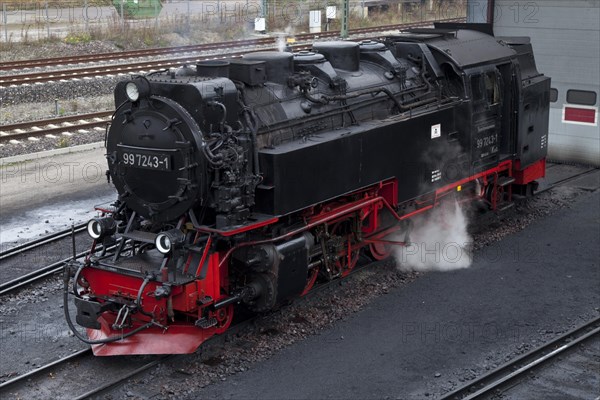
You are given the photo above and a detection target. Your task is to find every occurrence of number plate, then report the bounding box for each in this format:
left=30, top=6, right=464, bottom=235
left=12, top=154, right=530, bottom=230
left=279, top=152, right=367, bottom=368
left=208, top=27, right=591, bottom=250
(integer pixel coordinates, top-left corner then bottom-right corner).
left=119, top=148, right=172, bottom=171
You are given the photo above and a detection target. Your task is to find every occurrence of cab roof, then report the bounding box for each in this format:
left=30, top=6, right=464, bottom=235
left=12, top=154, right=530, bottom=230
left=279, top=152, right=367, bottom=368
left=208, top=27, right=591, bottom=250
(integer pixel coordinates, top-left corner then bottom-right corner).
left=392, top=28, right=516, bottom=68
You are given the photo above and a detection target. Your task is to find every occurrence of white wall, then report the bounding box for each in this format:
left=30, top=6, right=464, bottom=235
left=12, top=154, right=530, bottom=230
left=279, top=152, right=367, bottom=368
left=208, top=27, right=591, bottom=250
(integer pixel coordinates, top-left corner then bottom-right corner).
left=492, top=0, right=600, bottom=166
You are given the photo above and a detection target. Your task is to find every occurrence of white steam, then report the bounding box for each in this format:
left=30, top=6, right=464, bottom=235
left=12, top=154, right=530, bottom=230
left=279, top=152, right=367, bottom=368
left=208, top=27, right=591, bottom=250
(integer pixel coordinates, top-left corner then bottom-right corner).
left=276, top=36, right=287, bottom=52
left=394, top=200, right=472, bottom=272
left=276, top=26, right=294, bottom=52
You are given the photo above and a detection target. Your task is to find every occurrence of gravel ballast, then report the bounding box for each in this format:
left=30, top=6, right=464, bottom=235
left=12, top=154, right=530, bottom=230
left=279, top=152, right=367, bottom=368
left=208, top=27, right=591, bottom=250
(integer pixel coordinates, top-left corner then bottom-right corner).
left=1, top=63, right=116, bottom=156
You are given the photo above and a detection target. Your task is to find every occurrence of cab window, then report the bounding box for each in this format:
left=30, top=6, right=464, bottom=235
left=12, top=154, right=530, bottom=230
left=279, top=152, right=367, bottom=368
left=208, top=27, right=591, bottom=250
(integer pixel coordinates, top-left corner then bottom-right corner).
left=471, top=72, right=499, bottom=105
left=471, top=75, right=484, bottom=101
left=484, top=72, right=500, bottom=105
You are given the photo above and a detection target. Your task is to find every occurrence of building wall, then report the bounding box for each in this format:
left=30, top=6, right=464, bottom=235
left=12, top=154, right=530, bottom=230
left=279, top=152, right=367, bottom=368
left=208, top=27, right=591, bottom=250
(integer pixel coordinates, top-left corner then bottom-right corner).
left=485, top=0, right=599, bottom=166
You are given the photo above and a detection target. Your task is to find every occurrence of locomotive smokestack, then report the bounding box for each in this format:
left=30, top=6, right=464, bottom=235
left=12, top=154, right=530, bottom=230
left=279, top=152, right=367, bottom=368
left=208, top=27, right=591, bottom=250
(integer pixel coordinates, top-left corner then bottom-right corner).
left=196, top=60, right=230, bottom=78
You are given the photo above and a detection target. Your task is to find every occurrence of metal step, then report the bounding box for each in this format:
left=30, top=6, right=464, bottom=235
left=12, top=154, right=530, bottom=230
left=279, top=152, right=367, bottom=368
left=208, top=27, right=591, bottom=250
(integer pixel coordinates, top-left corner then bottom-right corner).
left=195, top=317, right=217, bottom=329
left=497, top=176, right=516, bottom=187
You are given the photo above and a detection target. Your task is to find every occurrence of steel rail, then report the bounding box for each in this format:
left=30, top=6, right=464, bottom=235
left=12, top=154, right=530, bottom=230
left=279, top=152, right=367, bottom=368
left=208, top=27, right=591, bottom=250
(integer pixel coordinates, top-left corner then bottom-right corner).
left=72, top=355, right=172, bottom=400
left=0, top=252, right=84, bottom=296
left=0, top=111, right=112, bottom=133
left=0, top=18, right=464, bottom=87
left=441, top=316, right=600, bottom=400
left=0, top=348, right=91, bottom=390
left=0, top=48, right=288, bottom=87
left=1, top=119, right=111, bottom=142
left=0, top=349, right=168, bottom=400
left=0, top=223, right=86, bottom=261
left=0, top=111, right=112, bottom=142
left=0, top=38, right=277, bottom=71
left=0, top=240, right=112, bottom=296
left=537, top=167, right=599, bottom=195
left=2, top=119, right=107, bottom=142
left=0, top=342, right=167, bottom=397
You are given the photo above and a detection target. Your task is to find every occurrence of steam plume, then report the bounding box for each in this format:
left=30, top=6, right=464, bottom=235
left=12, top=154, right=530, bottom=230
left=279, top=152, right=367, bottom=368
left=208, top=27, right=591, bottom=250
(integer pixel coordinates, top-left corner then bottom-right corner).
left=394, top=200, right=472, bottom=271
left=276, top=35, right=287, bottom=52
left=276, top=26, right=294, bottom=52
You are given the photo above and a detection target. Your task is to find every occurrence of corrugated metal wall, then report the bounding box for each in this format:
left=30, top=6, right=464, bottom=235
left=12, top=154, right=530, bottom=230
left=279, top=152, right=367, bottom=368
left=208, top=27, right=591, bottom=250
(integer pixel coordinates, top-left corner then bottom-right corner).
left=477, top=0, right=600, bottom=166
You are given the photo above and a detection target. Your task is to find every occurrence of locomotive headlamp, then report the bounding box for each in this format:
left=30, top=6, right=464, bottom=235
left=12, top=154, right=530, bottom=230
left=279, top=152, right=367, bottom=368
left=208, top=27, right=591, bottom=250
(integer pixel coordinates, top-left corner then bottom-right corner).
left=125, top=82, right=140, bottom=102
left=124, top=77, right=151, bottom=102
left=86, top=217, right=116, bottom=240
left=155, top=229, right=185, bottom=255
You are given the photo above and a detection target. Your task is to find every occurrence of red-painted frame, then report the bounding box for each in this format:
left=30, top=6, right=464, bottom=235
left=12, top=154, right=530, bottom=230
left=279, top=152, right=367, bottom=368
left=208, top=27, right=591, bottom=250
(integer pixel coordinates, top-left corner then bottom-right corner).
left=82, top=156, right=547, bottom=355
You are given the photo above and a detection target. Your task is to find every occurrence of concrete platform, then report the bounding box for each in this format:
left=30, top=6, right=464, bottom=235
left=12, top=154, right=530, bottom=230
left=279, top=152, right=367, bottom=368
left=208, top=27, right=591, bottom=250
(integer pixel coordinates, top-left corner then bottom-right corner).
left=188, top=190, right=600, bottom=400
left=0, top=144, right=115, bottom=243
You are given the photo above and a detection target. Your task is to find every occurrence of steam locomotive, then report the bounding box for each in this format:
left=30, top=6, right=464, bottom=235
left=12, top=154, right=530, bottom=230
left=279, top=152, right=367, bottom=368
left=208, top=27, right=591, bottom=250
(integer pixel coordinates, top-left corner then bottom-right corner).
left=64, top=23, right=550, bottom=355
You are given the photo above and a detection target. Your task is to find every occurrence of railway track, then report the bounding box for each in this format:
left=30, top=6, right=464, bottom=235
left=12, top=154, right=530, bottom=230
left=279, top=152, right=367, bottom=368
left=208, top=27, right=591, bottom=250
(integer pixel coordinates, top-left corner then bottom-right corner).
left=0, top=18, right=464, bottom=87
left=0, top=48, right=282, bottom=87
left=0, top=349, right=91, bottom=390
left=0, top=251, right=84, bottom=296
left=0, top=224, right=86, bottom=262
left=0, top=38, right=278, bottom=72
left=0, top=112, right=112, bottom=143
left=0, top=241, right=116, bottom=297
left=0, top=229, right=92, bottom=296
left=441, top=316, right=600, bottom=400
left=537, top=165, right=599, bottom=194
left=0, top=345, right=168, bottom=399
